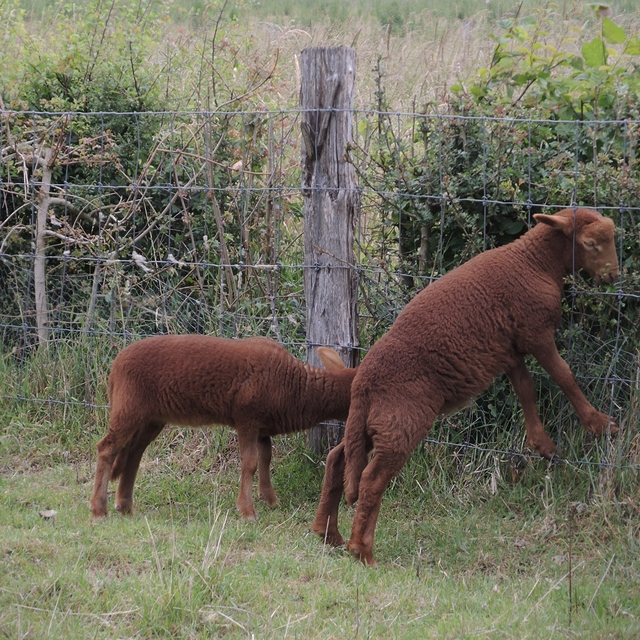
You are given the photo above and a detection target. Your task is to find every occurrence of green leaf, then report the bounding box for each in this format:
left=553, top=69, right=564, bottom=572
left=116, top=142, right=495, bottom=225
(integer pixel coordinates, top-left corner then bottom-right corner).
left=602, top=18, right=626, bottom=45
left=582, top=37, right=607, bottom=67
left=500, top=218, right=525, bottom=235
left=586, top=3, right=611, bottom=14
left=626, top=36, right=640, bottom=55
left=518, top=16, right=538, bottom=31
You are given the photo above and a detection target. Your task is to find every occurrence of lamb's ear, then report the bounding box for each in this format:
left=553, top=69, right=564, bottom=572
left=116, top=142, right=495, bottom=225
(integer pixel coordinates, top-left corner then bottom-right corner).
left=317, top=347, right=346, bottom=371
left=533, top=213, right=574, bottom=237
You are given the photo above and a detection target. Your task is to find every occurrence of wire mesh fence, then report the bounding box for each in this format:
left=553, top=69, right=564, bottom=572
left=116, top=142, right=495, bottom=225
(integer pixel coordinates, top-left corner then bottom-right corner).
left=1, top=108, right=639, bottom=475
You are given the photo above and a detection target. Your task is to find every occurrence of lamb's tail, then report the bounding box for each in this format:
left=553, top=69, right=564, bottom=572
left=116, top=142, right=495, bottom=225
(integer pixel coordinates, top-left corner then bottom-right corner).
left=343, top=394, right=371, bottom=506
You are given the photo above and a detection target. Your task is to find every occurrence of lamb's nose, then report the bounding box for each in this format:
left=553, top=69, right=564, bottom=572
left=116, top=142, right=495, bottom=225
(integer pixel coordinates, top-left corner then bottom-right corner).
left=602, top=266, right=619, bottom=284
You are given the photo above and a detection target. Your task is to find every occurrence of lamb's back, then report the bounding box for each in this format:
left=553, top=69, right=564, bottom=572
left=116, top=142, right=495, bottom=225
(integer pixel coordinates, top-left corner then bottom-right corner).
left=357, top=237, right=562, bottom=403
left=109, top=335, right=301, bottom=428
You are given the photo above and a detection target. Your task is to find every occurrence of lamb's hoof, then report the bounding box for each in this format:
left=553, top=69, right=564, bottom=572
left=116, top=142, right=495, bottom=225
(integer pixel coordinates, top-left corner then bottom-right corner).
left=327, top=532, right=345, bottom=547
left=540, top=446, right=557, bottom=461
left=586, top=412, right=618, bottom=437
left=115, top=501, right=133, bottom=515
left=602, top=416, right=619, bottom=436
left=259, top=491, right=280, bottom=507
left=239, top=510, right=258, bottom=522
left=312, top=522, right=345, bottom=547
left=527, top=435, right=556, bottom=460
left=90, top=503, right=108, bottom=520
left=347, top=541, right=376, bottom=566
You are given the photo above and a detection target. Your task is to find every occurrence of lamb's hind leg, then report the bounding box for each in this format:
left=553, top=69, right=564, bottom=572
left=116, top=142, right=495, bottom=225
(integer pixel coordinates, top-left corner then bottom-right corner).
left=506, top=356, right=556, bottom=459
left=115, top=420, right=165, bottom=515
left=348, top=415, right=434, bottom=566
left=90, top=425, right=134, bottom=519
left=257, top=435, right=279, bottom=507
left=532, top=342, right=617, bottom=437
left=312, top=441, right=346, bottom=547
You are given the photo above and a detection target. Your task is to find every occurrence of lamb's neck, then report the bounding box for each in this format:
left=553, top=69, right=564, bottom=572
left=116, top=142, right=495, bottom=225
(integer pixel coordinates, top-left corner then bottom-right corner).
left=516, top=225, right=570, bottom=286
left=301, top=366, right=354, bottom=426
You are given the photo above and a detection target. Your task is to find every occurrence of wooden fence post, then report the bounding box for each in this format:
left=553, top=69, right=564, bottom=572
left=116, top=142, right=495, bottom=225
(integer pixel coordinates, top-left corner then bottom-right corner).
left=300, top=46, right=359, bottom=455
left=34, top=146, right=53, bottom=346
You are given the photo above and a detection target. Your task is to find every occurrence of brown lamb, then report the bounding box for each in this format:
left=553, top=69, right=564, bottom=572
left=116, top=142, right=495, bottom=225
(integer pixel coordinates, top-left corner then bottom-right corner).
left=90, top=335, right=356, bottom=521
left=313, top=207, right=619, bottom=565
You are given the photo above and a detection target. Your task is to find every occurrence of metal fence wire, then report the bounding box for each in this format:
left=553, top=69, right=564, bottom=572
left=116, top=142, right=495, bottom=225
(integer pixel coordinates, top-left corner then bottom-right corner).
left=1, top=108, right=639, bottom=473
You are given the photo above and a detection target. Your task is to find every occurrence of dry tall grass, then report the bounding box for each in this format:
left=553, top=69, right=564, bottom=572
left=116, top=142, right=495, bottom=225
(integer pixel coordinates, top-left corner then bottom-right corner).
left=240, top=15, right=496, bottom=109
left=155, top=3, right=640, bottom=113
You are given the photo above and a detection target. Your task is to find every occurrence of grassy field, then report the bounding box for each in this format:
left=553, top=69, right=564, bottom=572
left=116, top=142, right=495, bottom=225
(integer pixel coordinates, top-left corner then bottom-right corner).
left=7, top=0, right=640, bottom=115
left=2, top=404, right=639, bottom=638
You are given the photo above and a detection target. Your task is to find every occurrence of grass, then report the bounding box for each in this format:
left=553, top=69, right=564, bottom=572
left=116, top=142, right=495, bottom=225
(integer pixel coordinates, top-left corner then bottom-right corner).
left=2, top=408, right=639, bottom=638
left=7, top=0, right=640, bottom=128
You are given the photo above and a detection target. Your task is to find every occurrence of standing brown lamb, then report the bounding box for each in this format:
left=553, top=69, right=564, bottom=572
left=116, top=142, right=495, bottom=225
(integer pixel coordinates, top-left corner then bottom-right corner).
left=90, top=335, right=356, bottom=521
left=313, top=207, right=619, bottom=565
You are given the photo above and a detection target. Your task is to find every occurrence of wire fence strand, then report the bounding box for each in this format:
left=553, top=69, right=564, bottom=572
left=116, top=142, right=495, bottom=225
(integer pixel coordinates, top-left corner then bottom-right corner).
left=1, top=108, right=639, bottom=474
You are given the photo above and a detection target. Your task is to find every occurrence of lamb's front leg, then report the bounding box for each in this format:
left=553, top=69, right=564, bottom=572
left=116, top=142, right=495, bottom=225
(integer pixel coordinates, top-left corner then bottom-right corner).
left=532, top=343, right=617, bottom=436
left=236, top=427, right=260, bottom=520
left=257, top=435, right=279, bottom=507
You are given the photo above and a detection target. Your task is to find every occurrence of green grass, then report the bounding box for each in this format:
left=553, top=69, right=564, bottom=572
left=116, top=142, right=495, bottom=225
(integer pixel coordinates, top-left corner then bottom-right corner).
left=1, top=414, right=639, bottom=638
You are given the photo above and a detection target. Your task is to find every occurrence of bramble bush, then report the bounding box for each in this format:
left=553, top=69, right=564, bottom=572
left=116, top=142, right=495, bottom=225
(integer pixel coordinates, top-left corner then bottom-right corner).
left=0, top=1, right=299, bottom=351
left=364, top=3, right=639, bottom=277
left=359, top=5, right=638, bottom=323
left=353, top=4, right=639, bottom=447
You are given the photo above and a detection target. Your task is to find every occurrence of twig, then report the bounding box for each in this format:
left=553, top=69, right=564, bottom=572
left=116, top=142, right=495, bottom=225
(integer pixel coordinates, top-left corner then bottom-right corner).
left=209, top=0, right=229, bottom=108
left=587, top=553, right=615, bottom=613
left=46, top=587, right=62, bottom=636
left=145, top=516, right=165, bottom=588
left=213, top=610, right=247, bottom=632
left=523, top=560, right=586, bottom=622
left=213, top=509, right=229, bottom=562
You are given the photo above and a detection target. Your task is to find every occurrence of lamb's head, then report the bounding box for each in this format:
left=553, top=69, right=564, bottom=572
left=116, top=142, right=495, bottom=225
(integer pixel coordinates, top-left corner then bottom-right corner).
left=533, top=208, right=619, bottom=284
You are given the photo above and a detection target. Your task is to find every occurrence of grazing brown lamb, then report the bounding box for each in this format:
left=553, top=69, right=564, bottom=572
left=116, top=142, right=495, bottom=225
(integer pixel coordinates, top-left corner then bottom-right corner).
left=90, top=335, right=356, bottom=521
left=313, top=207, right=619, bottom=565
